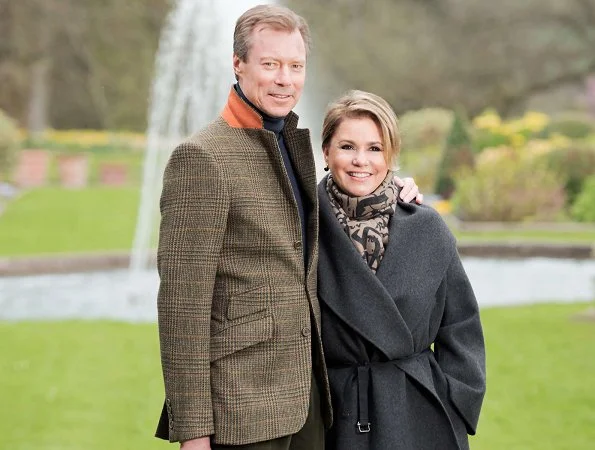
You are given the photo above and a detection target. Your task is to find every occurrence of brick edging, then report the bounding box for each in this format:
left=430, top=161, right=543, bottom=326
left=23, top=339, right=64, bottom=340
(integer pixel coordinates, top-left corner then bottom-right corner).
left=457, top=242, right=594, bottom=260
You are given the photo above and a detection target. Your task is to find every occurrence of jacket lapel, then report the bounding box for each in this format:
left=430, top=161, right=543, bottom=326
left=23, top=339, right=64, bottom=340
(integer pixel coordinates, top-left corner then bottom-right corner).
left=221, top=88, right=318, bottom=278
left=283, top=113, right=317, bottom=208
left=284, top=113, right=318, bottom=277
left=317, top=182, right=415, bottom=359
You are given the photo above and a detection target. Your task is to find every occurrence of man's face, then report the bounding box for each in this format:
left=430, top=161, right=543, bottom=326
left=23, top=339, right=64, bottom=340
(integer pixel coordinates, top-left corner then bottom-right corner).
left=233, top=26, right=306, bottom=118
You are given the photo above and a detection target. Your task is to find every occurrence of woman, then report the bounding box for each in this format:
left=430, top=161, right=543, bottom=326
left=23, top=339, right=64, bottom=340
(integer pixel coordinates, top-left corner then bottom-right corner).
left=318, top=90, right=486, bottom=450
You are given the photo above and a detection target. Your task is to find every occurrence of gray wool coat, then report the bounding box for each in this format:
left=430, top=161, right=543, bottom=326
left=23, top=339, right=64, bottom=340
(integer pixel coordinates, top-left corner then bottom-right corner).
left=317, top=179, right=486, bottom=450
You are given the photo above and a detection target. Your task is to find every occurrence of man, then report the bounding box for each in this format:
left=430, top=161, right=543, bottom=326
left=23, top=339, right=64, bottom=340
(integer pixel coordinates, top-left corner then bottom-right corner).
left=155, top=5, right=421, bottom=450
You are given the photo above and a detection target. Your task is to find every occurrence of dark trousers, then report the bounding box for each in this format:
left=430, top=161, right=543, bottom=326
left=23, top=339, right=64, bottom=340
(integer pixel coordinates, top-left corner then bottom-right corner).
left=212, top=374, right=324, bottom=450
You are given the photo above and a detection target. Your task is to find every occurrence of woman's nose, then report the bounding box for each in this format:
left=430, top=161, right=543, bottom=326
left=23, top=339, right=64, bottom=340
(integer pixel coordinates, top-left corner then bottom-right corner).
left=352, top=150, right=367, bottom=165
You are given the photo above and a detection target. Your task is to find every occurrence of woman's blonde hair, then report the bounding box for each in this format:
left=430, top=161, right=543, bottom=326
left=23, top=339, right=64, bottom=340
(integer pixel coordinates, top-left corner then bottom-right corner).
left=322, top=90, right=401, bottom=168
left=233, top=5, right=312, bottom=62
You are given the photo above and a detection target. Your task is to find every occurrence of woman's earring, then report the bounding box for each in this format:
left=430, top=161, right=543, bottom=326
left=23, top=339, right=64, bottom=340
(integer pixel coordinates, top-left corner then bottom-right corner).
left=324, top=164, right=329, bottom=172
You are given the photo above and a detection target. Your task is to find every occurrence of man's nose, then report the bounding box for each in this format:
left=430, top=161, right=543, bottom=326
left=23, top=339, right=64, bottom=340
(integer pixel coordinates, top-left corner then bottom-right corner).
left=275, top=66, right=291, bottom=85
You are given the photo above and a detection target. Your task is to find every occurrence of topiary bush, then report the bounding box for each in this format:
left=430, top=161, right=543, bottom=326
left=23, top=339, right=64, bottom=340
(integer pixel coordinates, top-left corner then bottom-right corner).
left=541, top=112, right=595, bottom=139
left=434, top=110, right=475, bottom=199
left=452, top=147, right=566, bottom=222
left=541, top=144, right=595, bottom=206
left=472, top=128, right=510, bottom=152
left=398, top=145, right=441, bottom=195
left=0, top=109, right=20, bottom=180
left=571, top=175, right=595, bottom=222
left=399, top=108, right=453, bottom=149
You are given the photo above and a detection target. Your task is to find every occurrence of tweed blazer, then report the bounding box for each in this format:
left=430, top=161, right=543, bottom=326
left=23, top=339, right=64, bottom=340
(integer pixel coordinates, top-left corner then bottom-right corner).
left=155, top=88, right=332, bottom=445
left=318, top=179, right=486, bottom=450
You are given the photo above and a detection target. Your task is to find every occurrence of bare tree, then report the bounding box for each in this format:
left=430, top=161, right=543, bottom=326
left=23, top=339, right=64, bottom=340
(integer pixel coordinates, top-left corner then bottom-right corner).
left=286, top=0, right=595, bottom=116
left=0, top=0, right=168, bottom=130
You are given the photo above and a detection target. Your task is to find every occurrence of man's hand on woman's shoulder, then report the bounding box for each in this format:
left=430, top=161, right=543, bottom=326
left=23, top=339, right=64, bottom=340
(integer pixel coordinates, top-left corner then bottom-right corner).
left=394, top=176, right=423, bottom=204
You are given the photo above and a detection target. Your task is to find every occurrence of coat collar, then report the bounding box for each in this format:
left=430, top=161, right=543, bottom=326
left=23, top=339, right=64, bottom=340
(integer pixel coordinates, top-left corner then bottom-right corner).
left=221, top=86, right=263, bottom=129
left=317, top=180, right=415, bottom=359
left=317, top=179, right=456, bottom=359
left=221, top=86, right=299, bottom=130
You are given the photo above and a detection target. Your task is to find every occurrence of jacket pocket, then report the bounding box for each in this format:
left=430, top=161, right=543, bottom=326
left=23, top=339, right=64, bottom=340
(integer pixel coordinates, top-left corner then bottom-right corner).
left=226, top=283, right=270, bottom=320
left=210, top=314, right=273, bottom=362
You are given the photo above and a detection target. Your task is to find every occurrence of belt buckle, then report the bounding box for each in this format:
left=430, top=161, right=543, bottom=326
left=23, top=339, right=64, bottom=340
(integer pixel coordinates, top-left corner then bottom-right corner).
left=357, top=421, right=371, bottom=433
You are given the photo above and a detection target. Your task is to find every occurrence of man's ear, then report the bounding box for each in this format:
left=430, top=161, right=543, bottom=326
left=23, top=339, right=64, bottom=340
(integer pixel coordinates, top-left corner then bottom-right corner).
left=232, top=54, right=242, bottom=78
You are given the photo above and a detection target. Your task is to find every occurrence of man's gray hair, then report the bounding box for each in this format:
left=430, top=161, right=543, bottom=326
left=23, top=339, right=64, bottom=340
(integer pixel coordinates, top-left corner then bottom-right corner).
left=233, top=4, right=312, bottom=62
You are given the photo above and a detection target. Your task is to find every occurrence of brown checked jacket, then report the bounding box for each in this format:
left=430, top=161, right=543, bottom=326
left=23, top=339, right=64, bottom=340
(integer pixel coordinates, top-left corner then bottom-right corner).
left=155, top=87, right=332, bottom=445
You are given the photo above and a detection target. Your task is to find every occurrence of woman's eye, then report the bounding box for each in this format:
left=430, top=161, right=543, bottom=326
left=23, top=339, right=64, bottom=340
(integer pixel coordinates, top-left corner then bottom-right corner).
left=370, top=146, right=382, bottom=152
left=340, top=144, right=354, bottom=150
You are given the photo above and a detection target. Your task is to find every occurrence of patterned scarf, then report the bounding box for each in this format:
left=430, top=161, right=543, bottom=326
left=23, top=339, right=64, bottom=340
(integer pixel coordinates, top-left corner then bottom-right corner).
left=325, top=171, right=399, bottom=273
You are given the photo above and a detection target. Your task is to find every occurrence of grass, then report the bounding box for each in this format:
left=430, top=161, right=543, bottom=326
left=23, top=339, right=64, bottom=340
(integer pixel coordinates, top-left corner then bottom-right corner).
left=0, top=302, right=593, bottom=449
left=0, top=184, right=593, bottom=258
left=0, top=187, right=140, bottom=256
left=455, top=228, right=595, bottom=243
left=471, top=302, right=595, bottom=449
left=0, top=321, right=166, bottom=450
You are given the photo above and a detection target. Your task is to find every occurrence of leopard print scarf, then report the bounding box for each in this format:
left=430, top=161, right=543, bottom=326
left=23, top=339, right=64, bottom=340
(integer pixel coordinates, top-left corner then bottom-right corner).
left=325, top=171, right=399, bottom=273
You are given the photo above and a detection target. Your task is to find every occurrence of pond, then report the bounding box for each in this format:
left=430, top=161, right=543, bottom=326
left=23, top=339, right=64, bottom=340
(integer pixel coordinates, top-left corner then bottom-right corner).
left=1, top=258, right=594, bottom=321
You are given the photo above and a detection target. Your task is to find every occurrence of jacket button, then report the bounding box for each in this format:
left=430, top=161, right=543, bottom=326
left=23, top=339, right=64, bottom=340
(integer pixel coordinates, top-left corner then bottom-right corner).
left=294, top=241, right=302, bottom=250
left=301, top=327, right=311, bottom=337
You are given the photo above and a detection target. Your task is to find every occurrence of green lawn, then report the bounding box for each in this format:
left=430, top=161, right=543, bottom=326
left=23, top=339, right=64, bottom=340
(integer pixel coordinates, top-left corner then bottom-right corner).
left=0, top=321, right=166, bottom=450
left=455, top=229, right=595, bottom=243
left=0, top=186, right=593, bottom=258
left=470, top=303, right=595, bottom=449
left=0, top=187, right=140, bottom=256
left=1, top=303, right=593, bottom=449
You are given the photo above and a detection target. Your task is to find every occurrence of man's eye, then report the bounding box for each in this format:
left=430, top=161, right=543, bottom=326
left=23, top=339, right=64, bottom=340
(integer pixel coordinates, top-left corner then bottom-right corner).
left=292, top=64, right=304, bottom=70
left=263, top=62, right=276, bottom=68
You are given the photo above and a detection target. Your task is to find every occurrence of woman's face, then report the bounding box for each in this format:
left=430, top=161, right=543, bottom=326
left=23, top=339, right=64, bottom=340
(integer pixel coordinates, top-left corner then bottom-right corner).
left=323, top=117, right=389, bottom=197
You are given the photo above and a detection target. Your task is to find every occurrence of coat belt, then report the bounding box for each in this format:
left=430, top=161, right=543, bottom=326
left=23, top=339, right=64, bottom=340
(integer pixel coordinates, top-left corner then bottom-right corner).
left=329, top=348, right=431, bottom=434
